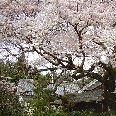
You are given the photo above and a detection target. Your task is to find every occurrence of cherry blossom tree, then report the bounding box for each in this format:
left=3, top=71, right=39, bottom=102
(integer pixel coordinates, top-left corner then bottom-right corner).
left=0, top=0, right=116, bottom=112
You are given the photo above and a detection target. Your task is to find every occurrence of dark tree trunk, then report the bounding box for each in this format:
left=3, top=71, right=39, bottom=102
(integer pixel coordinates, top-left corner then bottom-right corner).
left=102, top=75, right=116, bottom=112
left=102, top=101, right=109, bottom=112
left=102, top=83, right=109, bottom=112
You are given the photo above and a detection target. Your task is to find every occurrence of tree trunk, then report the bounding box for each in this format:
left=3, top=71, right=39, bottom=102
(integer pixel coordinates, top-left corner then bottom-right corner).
left=102, top=82, right=109, bottom=112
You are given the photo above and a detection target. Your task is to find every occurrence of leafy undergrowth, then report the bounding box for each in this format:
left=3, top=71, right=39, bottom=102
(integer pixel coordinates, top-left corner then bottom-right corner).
left=26, top=110, right=116, bottom=116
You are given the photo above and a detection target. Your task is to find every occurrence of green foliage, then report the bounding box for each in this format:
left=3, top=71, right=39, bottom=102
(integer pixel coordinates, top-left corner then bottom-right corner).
left=29, top=74, right=57, bottom=116
left=0, top=60, right=27, bottom=116
left=0, top=84, right=24, bottom=116
left=0, top=60, right=26, bottom=83
left=25, top=110, right=116, bottom=116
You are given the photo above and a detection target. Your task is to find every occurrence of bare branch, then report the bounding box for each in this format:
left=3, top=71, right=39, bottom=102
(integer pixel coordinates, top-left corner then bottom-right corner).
left=33, top=46, right=59, bottom=66
left=92, top=39, right=107, bottom=50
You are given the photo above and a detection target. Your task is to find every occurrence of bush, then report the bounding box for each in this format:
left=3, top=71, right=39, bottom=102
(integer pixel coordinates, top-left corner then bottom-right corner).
left=0, top=83, right=24, bottom=116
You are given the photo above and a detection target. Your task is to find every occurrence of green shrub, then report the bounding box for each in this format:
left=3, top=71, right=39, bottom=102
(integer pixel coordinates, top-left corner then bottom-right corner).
left=0, top=84, right=24, bottom=116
